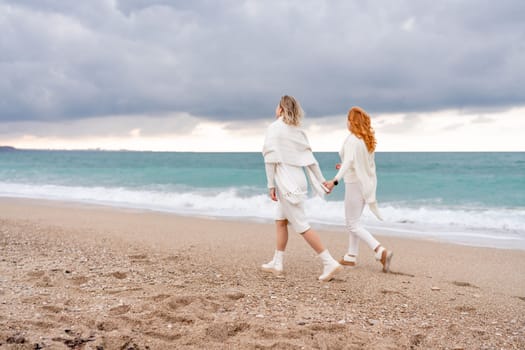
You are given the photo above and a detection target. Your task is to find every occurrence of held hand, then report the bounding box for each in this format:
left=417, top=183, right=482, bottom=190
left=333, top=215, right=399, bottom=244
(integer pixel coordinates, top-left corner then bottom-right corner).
left=324, top=181, right=335, bottom=192
left=321, top=182, right=332, bottom=194
left=335, top=163, right=341, bottom=170
left=269, top=188, right=277, bottom=201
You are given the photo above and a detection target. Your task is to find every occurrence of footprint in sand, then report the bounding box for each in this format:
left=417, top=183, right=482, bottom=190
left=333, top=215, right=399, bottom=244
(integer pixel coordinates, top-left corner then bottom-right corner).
left=26, top=270, right=51, bottom=287
left=247, top=340, right=303, bottom=349
left=96, top=320, right=119, bottom=331
left=51, top=334, right=95, bottom=349
left=380, top=289, right=409, bottom=298
left=167, top=295, right=196, bottom=310
left=34, top=276, right=53, bottom=288
left=308, top=323, right=346, bottom=333
left=253, top=326, right=279, bottom=340
left=165, top=295, right=222, bottom=322
left=163, top=254, right=182, bottom=262
left=109, top=304, right=131, bottom=316
left=224, top=289, right=246, bottom=301
left=41, top=305, right=63, bottom=314
left=111, top=271, right=127, bottom=279
left=71, top=276, right=89, bottom=285
left=451, top=281, right=478, bottom=288
left=455, top=305, right=476, bottom=313
left=21, top=295, right=44, bottom=304
left=205, top=322, right=250, bottom=342
left=129, top=253, right=147, bottom=259
left=410, top=333, right=426, bottom=347
left=151, top=294, right=171, bottom=302
left=143, top=330, right=182, bottom=342
left=27, top=320, right=57, bottom=330
left=26, top=270, right=45, bottom=279
left=99, top=335, right=138, bottom=350
left=157, top=311, right=195, bottom=325
left=389, top=270, right=416, bottom=277
left=129, top=254, right=152, bottom=264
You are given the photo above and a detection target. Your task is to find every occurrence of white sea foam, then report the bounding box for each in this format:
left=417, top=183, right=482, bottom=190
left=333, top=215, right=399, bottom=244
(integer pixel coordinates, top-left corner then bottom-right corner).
left=1, top=182, right=524, bottom=249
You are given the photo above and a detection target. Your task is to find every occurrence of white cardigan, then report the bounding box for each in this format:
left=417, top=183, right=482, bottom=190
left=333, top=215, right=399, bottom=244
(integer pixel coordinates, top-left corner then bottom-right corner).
left=334, top=133, right=383, bottom=220
left=263, top=117, right=327, bottom=201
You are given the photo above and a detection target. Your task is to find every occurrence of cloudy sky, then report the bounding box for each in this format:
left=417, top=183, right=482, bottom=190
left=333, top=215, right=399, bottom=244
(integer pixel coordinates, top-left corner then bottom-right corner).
left=1, top=0, right=524, bottom=151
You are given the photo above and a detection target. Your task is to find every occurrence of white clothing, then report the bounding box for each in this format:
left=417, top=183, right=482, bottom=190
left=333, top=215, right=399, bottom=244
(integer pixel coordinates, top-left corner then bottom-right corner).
left=263, top=118, right=317, bottom=167
left=334, top=133, right=377, bottom=203
left=265, top=162, right=325, bottom=190
left=263, top=118, right=327, bottom=200
left=267, top=162, right=325, bottom=233
left=263, top=117, right=327, bottom=233
left=334, top=133, right=382, bottom=220
left=344, top=182, right=380, bottom=256
left=275, top=183, right=310, bottom=234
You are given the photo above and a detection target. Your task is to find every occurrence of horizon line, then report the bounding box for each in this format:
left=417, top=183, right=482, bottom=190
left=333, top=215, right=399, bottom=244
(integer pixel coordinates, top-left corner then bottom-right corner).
left=2, top=146, right=523, bottom=153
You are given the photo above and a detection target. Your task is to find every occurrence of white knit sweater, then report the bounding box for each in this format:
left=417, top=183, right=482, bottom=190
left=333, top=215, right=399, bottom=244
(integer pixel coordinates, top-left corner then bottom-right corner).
left=334, top=133, right=377, bottom=204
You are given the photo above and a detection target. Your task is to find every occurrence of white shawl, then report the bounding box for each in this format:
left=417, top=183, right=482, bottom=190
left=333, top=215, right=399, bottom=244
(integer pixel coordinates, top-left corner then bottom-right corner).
left=263, top=118, right=327, bottom=201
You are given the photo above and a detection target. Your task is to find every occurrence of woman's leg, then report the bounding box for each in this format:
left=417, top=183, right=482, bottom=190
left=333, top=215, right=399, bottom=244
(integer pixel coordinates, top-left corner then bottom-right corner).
left=301, top=228, right=324, bottom=254
left=273, top=166, right=341, bottom=281
left=276, top=219, right=289, bottom=251
left=345, top=183, right=380, bottom=254
left=301, top=227, right=342, bottom=281
left=261, top=199, right=288, bottom=274
left=346, top=184, right=393, bottom=272
left=347, top=230, right=360, bottom=258
left=277, top=194, right=342, bottom=281
left=283, top=199, right=341, bottom=281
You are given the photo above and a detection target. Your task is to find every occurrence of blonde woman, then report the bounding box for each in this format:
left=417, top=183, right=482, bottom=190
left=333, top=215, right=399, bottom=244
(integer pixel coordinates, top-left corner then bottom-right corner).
left=261, top=95, right=342, bottom=282
left=324, top=106, right=393, bottom=272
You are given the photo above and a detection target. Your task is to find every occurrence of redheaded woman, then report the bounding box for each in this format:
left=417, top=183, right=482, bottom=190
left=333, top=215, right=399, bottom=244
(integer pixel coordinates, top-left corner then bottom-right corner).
left=324, top=106, right=393, bottom=272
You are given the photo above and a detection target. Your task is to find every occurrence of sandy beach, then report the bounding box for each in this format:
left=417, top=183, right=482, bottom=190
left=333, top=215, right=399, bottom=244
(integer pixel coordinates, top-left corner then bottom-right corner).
left=0, top=198, right=524, bottom=349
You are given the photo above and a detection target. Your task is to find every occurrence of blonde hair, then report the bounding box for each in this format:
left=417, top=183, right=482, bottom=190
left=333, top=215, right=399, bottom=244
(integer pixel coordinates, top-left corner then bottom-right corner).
left=279, top=95, right=304, bottom=126
left=348, top=106, right=377, bottom=153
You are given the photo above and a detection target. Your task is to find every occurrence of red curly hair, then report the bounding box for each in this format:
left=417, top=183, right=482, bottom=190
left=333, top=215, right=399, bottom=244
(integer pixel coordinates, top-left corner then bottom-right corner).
left=348, top=106, right=376, bottom=153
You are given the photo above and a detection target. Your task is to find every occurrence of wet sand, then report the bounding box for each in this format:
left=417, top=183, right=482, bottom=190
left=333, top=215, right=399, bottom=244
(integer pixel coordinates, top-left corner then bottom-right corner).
left=1, top=197, right=524, bottom=349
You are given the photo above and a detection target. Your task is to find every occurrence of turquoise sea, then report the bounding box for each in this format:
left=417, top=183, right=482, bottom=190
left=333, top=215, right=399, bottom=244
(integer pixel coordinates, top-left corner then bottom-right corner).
left=0, top=150, right=524, bottom=249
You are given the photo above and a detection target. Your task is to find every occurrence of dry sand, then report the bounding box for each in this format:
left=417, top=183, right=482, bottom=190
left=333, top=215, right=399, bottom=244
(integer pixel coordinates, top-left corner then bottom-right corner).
left=0, top=197, right=524, bottom=349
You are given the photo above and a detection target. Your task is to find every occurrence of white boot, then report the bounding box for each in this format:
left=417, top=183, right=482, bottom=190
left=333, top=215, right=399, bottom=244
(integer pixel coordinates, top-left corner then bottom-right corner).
left=339, top=254, right=357, bottom=268
left=261, top=250, right=284, bottom=275
left=318, top=249, right=342, bottom=282
left=374, top=246, right=393, bottom=273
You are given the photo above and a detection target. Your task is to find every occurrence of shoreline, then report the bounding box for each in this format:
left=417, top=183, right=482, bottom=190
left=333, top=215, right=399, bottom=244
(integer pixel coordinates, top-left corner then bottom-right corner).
left=1, top=197, right=525, bottom=348
left=1, top=195, right=523, bottom=252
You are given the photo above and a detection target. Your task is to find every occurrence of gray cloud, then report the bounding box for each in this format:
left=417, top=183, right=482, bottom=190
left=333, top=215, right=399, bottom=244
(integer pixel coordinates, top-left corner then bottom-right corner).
left=0, top=113, right=200, bottom=138
left=375, top=114, right=424, bottom=134
left=472, top=116, right=495, bottom=124
left=441, top=122, right=465, bottom=132
left=1, top=0, right=524, bottom=124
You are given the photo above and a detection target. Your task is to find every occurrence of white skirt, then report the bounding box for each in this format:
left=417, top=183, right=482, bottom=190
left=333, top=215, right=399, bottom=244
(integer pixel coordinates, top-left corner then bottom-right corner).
left=274, top=164, right=310, bottom=233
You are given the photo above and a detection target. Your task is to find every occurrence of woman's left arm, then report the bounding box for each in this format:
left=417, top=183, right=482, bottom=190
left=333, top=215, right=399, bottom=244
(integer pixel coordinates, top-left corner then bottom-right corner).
left=265, top=163, right=278, bottom=201
left=307, top=162, right=326, bottom=183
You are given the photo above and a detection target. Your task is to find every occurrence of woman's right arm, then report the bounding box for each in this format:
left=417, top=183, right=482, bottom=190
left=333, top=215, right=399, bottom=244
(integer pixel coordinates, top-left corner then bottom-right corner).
left=265, top=163, right=276, bottom=188
left=265, top=163, right=278, bottom=201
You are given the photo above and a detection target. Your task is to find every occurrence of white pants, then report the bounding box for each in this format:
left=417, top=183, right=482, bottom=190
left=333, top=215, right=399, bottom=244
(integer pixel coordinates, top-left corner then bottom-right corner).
left=345, top=182, right=380, bottom=256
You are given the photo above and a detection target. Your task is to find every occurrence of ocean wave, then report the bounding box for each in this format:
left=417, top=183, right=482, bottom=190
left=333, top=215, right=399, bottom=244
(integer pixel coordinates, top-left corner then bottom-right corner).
left=1, top=182, right=524, bottom=243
